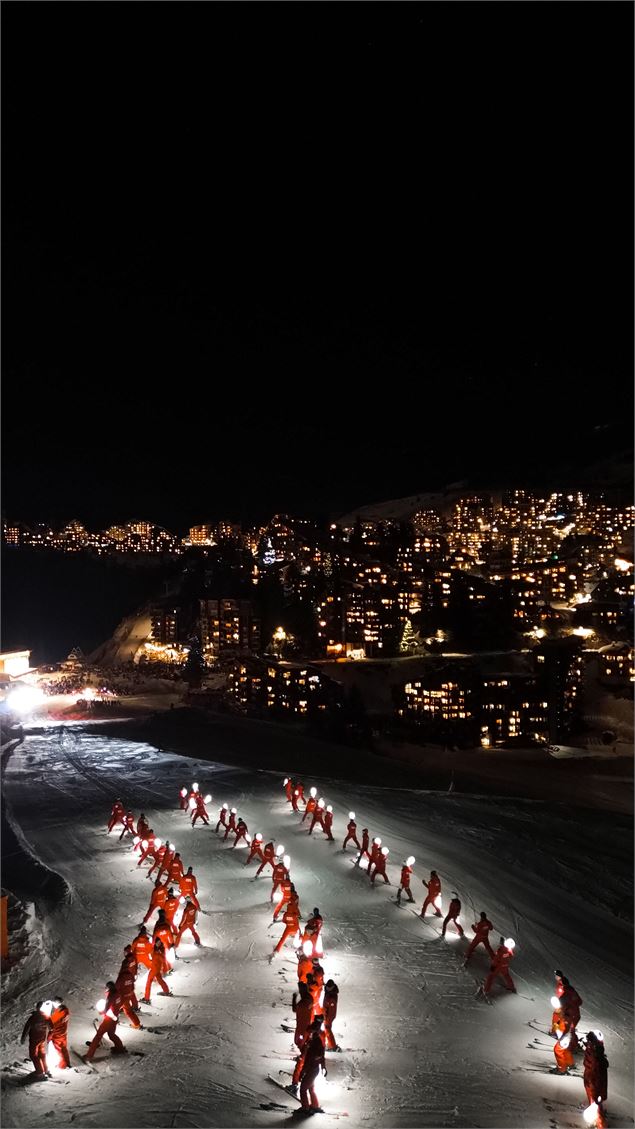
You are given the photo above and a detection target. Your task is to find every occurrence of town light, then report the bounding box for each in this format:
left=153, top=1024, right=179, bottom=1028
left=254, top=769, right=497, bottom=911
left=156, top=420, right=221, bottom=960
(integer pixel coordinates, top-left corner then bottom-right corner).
left=9, top=686, right=45, bottom=714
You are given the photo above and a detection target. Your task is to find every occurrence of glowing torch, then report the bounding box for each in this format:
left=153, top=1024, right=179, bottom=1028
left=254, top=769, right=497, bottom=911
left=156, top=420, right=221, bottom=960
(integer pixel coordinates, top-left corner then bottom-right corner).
left=204, top=794, right=212, bottom=804
left=302, top=939, right=313, bottom=957
left=275, top=844, right=285, bottom=858
left=349, top=810, right=355, bottom=820
left=283, top=854, right=290, bottom=870
left=188, top=797, right=196, bottom=810
left=583, top=1104, right=599, bottom=1127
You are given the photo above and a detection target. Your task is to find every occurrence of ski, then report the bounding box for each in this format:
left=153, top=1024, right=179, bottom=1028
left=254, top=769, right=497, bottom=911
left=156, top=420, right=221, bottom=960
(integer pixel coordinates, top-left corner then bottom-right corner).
left=71, top=1047, right=97, bottom=1072
left=266, top=1075, right=348, bottom=1118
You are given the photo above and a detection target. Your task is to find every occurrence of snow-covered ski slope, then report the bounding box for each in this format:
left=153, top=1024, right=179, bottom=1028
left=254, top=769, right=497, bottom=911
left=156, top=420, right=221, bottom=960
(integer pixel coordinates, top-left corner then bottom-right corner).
left=1, top=731, right=633, bottom=1129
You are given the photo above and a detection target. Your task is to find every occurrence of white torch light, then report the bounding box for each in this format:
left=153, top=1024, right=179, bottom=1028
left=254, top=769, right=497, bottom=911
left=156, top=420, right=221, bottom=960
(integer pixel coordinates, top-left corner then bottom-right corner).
left=40, top=1001, right=53, bottom=1018
left=326, top=805, right=333, bottom=813
left=504, top=937, right=516, bottom=950
left=560, top=1034, right=571, bottom=1049
left=302, top=940, right=313, bottom=957
left=255, top=833, right=263, bottom=842
left=141, top=839, right=149, bottom=850
left=245, top=834, right=252, bottom=845
left=551, top=995, right=561, bottom=1010
left=155, top=837, right=162, bottom=849
left=318, top=798, right=325, bottom=809
left=283, top=854, right=291, bottom=869
left=133, top=835, right=140, bottom=847
left=192, top=782, right=199, bottom=792
left=9, top=686, right=45, bottom=715
left=231, top=807, right=237, bottom=814
left=315, top=933, right=323, bottom=957
left=373, top=837, right=381, bottom=847
left=180, top=787, right=187, bottom=798
left=189, top=797, right=196, bottom=810
left=406, top=855, right=415, bottom=866
left=204, top=794, right=212, bottom=804
left=275, top=844, right=285, bottom=857
left=283, top=778, right=289, bottom=786
left=583, top=1104, right=599, bottom=1127
left=381, top=847, right=389, bottom=856
left=349, top=811, right=355, bottom=820
left=46, top=1042, right=59, bottom=1071
left=95, top=998, right=106, bottom=1014
left=310, top=787, right=317, bottom=799
left=167, top=947, right=176, bottom=964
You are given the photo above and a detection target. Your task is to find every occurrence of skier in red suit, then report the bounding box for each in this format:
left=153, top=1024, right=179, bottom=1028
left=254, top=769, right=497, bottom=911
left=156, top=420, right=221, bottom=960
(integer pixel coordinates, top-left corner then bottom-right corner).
left=136, top=831, right=158, bottom=867
left=292, top=982, right=314, bottom=1050
left=464, top=912, right=494, bottom=962
left=21, top=1004, right=51, bottom=1078
left=215, top=803, right=229, bottom=833
left=273, top=878, right=294, bottom=921
left=168, top=852, right=185, bottom=883
left=292, top=783, right=305, bottom=813
left=255, top=841, right=276, bottom=877
left=370, top=847, right=390, bottom=884
left=222, top=808, right=238, bottom=840
left=323, top=807, right=335, bottom=841
left=342, top=814, right=360, bottom=851
left=48, top=998, right=71, bottom=1069
left=245, top=833, right=264, bottom=866
left=355, top=828, right=371, bottom=867
left=191, top=793, right=210, bottom=826
left=270, top=858, right=290, bottom=902
left=299, top=1027, right=326, bottom=1111
left=559, top=976, right=583, bottom=1030
left=273, top=904, right=301, bottom=954
left=136, top=813, right=149, bottom=839
left=118, top=810, right=136, bottom=841
left=420, top=870, right=442, bottom=917
left=175, top=900, right=201, bottom=948
left=442, top=893, right=464, bottom=937
left=179, top=866, right=200, bottom=910
left=232, top=818, right=249, bottom=847
left=179, top=786, right=189, bottom=810
left=130, top=926, right=153, bottom=970
left=115, top=953, right=141, bottom=1029
left=583, top=1032, right=609, bottom=1127
left=483, top=938, right=516, bottom=995
left=323, top=979, right=340, bottom=1051
left=107, top=800, right=125, bottom=833
left=143, top=877, right=169, bottom=924
left=396, top=860, right=415, bottom=904
left=141, top=941, right=173, bottom=1004
left=284, top=778, right=294, bottom=803
left=309, top=800, right=325, bottom=835
left=302, top=788, right=318, bottom=823
left=84, top=983, right=125, bottom=1061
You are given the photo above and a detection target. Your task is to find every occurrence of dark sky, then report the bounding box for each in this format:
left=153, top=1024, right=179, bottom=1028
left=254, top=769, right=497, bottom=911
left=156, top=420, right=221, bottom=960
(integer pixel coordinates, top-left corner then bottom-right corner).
left=2, top=4, right=633, bottom=532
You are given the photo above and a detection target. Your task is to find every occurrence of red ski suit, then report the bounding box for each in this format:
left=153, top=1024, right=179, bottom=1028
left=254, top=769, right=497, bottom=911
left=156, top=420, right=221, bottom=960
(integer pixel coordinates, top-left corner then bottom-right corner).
left=583, top=1043, right=608, bottom=1105
left=144, top=945, right=170, bottom=1000
left=274, top=906, right=301, bottom=953
left=342, top=820, right=360, bottom=850
left=465, top=918, right=494, bottom=960
left=284, top=779, right=294, bottom=803
left=49, top=1004, right=71, bottom=1068
left=355, top=830, right=371, bottom=866
left=442, top=897, right=463, bottom=936
left=137, top=835, right=158, bottom=867
left=163, top=894, right=181, bottom=929
left=292, top=991, right=314, bottom=1049
left=323, top=986, right=339, bottom=1050
left=273, top=879, right=293, bottom=920
left=176, top=903, right=201, bottom=947
left=549, top=1011, right=575, bottom=1072
left=245, top=838, right=264, bottom=865
left=421, top=875, right=442, bottom=916
left=397, top=865, right=414, bottom=902
left=85, top=989, right=124, bottom=1060
left=270, top=862, right=290, bottom=901
left=107, top=802, right=125, bottom=832
left=560, top=985, right=583, bottom=1029
left=115, top=965, right=141, bottom=1029
left=291, top=784, right=305, bottom=812
left=131, top=932, right=153, bottom=970
left=179, top=872, right=200, bottom=910
left=323, top=810, right=334, bottom=841
left=299, top=1031, right=326, bottom=1111
left=168, top=856, right=185, bottom=883
left=484, top=944, right=515, bottom=993
left=255, top=843, right=276, bottom=876
left=214, top=807, right=229, bottom=833
left=143, top=881, right=169, bottom=923
left=21, top=1010, right=51, bottom=1076
left=223, top=811, right=237, bottom=840
left=370, top=856, right=390, bottom=884
left=152, top=922, right=175, bottom=970
left=309, top=806, right=325, bottom=834
left=302, top=796, right=317, bottom=823
left=232, top=821, right=248, bottom=847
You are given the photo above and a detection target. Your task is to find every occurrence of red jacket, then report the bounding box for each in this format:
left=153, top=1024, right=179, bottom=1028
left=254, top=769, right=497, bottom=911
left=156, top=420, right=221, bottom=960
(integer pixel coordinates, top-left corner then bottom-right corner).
left=472, top=917, right=493, bottom=940
left=49, top=1005, right=70, bottom=1038
left=116, top=967, right=136, bottom=1001
left=447, top=897, right=461, bottom=918
left=271, top=862, right=289, bottom=885
left=400, top=865, right=412, bottom=887
left=168, top=857, right=184, bottom=882
left=163, top=895, right=180, bottom=925
left=491, top=944, right=513, bottom=971
left=424, top=875, right=441, bottom=897
left=292, top=993, right=314, bottom=1036
left=323, top=987, right=338, bottom=1024
left=360, top=830, right=370, bottom=851
left=131, top=933, right=153, bottom=964
left=583, top=1045, right=608, bottom=1102
left=180, top=874, right=198, bottom=898
left=179, top=903, right=198, bottom=930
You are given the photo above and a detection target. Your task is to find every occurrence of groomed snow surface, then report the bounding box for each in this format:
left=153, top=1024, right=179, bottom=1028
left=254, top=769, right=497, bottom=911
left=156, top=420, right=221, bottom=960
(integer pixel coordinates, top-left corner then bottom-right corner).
left=1, top=731, right=633, bottom=1129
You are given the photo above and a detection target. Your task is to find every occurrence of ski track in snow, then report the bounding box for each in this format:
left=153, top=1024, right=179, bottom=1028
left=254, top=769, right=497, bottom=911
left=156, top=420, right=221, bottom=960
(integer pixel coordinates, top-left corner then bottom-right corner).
left=0, top=730, right=633, bottom=1128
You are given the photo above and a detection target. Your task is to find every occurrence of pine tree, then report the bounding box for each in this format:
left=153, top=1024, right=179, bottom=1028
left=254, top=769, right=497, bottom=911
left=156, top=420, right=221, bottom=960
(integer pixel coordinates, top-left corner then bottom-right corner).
left=400, top=618, right=423, bottom=655
left=183, top=635, right=205, bottom=688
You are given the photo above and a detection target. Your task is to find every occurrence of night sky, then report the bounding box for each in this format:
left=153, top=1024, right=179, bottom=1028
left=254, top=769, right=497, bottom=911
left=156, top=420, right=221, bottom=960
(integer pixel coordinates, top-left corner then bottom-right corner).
left=2, top=4, right=632, bottom=531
